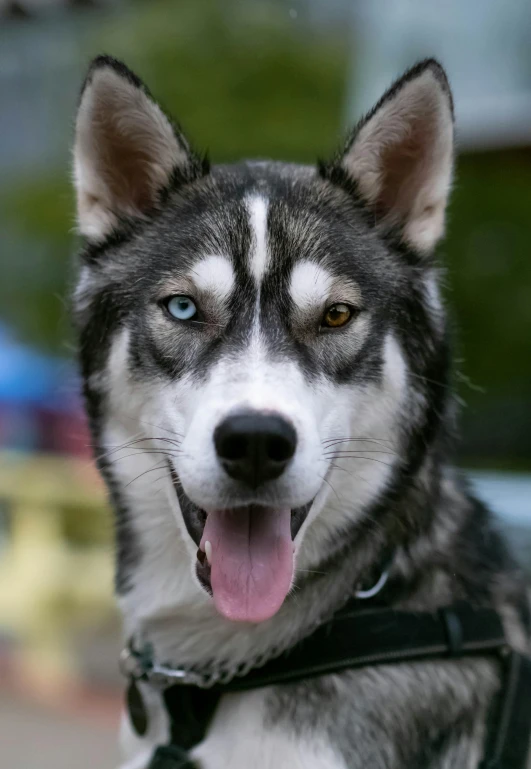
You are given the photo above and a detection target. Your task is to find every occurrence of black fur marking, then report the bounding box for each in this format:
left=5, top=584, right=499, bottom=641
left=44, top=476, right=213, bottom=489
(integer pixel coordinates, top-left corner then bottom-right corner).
left=171, top=468, right=207, bottom=547
left=76, top=287, right=142, bottom=593
left=82, top=54, right=146, bottom=95
left=80, top=218, right=147, bottom=266
left=450, top=493, right=524, bottom=603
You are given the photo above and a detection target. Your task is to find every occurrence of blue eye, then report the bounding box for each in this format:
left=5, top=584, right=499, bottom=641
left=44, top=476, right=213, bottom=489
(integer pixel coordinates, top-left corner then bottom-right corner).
left=166, top=295, right=198, bottom=321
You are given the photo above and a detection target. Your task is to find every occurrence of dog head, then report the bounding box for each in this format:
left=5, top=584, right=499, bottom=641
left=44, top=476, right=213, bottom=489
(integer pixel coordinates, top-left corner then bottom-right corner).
left=73, top=57, right=454, bottom=623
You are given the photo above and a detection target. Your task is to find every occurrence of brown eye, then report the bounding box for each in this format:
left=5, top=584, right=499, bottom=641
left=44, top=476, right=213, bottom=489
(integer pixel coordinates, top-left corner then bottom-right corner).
left=322, top=303, right=353, bottom=329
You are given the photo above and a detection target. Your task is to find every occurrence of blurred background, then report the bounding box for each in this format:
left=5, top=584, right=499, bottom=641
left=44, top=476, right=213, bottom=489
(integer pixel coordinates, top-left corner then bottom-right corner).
left=0, top=0, right=529, bottom=766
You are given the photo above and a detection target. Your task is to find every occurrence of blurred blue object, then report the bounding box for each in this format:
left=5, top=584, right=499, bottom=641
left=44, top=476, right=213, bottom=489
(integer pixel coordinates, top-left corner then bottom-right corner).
left=470, top=471, right=531, bottom=573
left=470, top=471, right=531, bottom=524
left=0, top=322, right=79, bottom=410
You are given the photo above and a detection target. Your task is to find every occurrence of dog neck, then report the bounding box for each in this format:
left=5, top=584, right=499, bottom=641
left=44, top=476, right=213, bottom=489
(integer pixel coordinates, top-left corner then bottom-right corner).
left=113, top=443, right=452, bottom=675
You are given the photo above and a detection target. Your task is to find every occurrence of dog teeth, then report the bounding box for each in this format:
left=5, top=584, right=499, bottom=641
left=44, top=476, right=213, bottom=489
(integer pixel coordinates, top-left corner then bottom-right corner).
left=204, top=540, right=212, bottom=565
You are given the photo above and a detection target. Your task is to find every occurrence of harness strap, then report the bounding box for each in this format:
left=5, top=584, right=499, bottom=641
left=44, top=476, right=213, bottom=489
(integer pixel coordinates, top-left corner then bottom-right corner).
left=221, top=603, right=506, bottom=691
left=479, top=651, right=531, bottom=769
left=142, top=604, right=530, bottom=769
left=149, top=745, right=196, bottom=769
left=163, top=685, right=220, bottom=752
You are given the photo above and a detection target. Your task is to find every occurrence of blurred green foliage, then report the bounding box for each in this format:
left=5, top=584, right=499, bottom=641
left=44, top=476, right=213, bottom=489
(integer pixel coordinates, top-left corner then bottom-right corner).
left=0, top=177, right=76, bottom=352
left=445, top=151, right=531, bottom=398
left=445, top=150, right=531, bottom=461
left=100, top=0, right=346, bottom=163
left=1, top=0, right=530, bottom=461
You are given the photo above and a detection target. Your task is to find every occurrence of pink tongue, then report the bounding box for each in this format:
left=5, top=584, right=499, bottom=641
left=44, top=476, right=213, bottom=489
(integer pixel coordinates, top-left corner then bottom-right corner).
left=200, top=506, right=293, bottom=623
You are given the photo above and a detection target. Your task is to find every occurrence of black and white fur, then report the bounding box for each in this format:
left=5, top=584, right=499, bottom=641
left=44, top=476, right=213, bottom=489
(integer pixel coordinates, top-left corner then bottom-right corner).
left=72, top=56, right=530, bottom=768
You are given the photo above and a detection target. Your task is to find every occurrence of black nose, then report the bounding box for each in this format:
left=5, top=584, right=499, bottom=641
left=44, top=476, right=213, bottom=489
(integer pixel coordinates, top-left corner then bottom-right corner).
left=214, top=411, right=297, bottom=487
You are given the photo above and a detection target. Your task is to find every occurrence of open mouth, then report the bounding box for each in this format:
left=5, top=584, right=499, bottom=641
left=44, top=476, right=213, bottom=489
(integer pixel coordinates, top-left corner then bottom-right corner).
left=170, top=468, right=312, bottom=623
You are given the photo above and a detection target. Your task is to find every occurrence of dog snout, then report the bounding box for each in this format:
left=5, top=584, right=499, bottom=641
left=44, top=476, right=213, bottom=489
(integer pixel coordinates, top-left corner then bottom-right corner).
left=214, top=411, right=297, bottom=487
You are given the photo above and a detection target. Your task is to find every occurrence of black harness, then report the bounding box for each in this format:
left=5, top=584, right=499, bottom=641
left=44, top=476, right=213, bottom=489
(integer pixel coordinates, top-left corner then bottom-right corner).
left=122, top=602, right=531, bottom=769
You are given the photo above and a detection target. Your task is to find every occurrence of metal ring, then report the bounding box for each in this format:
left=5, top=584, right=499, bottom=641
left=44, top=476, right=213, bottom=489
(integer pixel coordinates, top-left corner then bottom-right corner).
left=354, top=569, right=389, bottom=600
left=119, top=647, right=144, bottom=679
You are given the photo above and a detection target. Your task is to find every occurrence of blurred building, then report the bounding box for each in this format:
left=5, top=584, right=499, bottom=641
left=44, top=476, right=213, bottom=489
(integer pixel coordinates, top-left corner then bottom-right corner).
left=0, top=0, right=117, bottom=18
left=0, top=0, right=121, bottom=177
left=347, top=0, right=531, bottom=150
left=346, top=0, right=531, bottom=465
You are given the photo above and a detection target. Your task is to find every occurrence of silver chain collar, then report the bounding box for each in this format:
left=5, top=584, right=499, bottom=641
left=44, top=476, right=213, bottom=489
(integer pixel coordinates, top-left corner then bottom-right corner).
left=119, top=566, right=391, bottom=690
left=119, top=646, right=227, bottom=689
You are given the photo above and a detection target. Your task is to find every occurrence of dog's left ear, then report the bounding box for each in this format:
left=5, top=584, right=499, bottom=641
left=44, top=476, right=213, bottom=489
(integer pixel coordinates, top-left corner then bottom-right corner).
left=322, top=59, right=454, bottom=254
left=73, top=55, right=206, bottom=243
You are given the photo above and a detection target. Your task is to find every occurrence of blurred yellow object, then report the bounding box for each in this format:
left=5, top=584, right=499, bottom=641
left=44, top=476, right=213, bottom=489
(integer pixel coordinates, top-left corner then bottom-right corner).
left=0, top=451, right=115, bottom=691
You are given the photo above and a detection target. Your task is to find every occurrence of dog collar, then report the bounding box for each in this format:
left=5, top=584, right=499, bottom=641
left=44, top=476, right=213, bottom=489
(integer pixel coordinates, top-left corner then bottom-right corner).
left=119, top=563, right=392, bottom=693
left=122, top=601, right=531, bottom=769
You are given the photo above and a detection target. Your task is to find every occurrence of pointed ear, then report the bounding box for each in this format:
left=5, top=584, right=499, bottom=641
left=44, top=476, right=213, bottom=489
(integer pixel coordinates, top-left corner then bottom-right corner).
left=323, top=59, right=454, bottom=254
left=73, top=56, right=207, bottom=243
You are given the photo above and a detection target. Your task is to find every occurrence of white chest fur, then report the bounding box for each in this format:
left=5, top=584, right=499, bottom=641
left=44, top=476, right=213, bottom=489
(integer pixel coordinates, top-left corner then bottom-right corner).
left=119, top=686, right=347, bottom=769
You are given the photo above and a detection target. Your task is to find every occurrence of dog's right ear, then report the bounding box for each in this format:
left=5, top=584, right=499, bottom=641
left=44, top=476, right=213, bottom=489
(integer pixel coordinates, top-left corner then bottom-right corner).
left=73, top=56, right=207, bottom=243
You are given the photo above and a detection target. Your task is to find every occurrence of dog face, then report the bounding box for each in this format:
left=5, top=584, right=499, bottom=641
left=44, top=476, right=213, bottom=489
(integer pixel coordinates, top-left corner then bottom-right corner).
left=73, top=57, right=454, bottom=623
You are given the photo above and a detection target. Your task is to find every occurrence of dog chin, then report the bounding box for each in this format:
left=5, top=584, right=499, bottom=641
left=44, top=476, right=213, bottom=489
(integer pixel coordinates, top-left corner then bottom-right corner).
left=170, top=469, right=313, bottom=623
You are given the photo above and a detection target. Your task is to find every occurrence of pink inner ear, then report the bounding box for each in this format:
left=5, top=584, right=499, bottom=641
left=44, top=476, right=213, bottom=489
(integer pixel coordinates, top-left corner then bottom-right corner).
left=377, top=112, right=437, bottom=222
left=97, top=111, right=159, bottom=213
left=338, top=66, right=454, bottom=252
left=76, top=66, right=184, bottom=227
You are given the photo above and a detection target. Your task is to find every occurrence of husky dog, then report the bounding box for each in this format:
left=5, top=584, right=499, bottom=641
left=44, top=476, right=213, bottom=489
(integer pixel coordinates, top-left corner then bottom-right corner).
left=72, top=56, right=530, bottom=768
